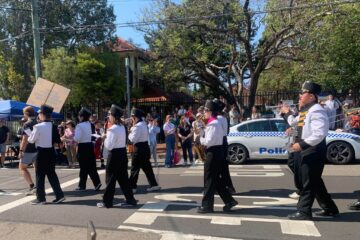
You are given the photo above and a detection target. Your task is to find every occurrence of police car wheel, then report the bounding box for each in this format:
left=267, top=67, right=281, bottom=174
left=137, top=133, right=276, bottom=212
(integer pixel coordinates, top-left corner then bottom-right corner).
left=326, top=141, right=354, bottom=165
left=227, top=144, right=248, bottom=164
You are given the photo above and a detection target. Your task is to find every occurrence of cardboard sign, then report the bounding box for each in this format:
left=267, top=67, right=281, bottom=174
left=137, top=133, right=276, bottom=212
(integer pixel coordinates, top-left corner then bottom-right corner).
left=27, top=78, right=70, bottom=113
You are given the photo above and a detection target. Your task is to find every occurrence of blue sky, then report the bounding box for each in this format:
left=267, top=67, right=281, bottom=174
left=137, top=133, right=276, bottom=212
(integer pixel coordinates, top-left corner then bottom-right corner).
left=112, top=0, right=264, bottom=49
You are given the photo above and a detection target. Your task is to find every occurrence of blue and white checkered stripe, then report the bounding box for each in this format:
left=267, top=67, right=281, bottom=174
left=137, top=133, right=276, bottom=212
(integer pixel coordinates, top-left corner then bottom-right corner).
left=228, top=132, right=287, bottom=137
left=228, top=132, right=358, bottom=139
left=327, top=133, right=358, bottom=139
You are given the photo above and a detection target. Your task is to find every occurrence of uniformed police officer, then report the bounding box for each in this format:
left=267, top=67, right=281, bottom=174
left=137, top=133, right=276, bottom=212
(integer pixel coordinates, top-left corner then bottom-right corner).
left=97, top=104, right=137, bottom=208
left=128, top=108, right=161, bottom=193
left=214, top=99, right=236, bottom=194
left=28, top=104, right=65, bottom=205
left=198, top=99, right=237, bottom=213
left=74, top=107, right=102, bottom=191
left=287, top=81, right=339, bottom=220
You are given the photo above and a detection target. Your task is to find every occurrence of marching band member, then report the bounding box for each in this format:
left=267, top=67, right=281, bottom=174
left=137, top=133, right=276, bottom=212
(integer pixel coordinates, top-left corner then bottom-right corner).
left=198, top=100, right=237, bottom=213
left=215, top=99, right=236, bottom=194
left=287, top=81, right=339, bottom=220
left=97, top=104, right=137, bottom=208
left=74, top=107, right=102, bottom=191
left=128, top=108, right=161, bottom=193
left=28, top=104, right=65, bottom=205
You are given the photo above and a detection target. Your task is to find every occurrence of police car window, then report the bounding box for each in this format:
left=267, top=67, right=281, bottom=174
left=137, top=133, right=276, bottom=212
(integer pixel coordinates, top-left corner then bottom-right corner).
left=237, top=124, right=248, bottom=132
left=270, top=120, right=289, bottom=132
left=247, top=121, right=272, bottom=132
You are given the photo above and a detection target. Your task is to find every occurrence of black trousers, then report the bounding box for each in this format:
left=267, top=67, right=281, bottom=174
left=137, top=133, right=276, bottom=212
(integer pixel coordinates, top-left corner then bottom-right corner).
left=202, top=145, right=235, bottom=209
left=102, top=148, right=136, bottom=207
left=294, top=151, right=338, bottom=215
left=35, top=147, right=64, bottom=202
left=129, top=142, right=158, bottom=189
left=77, top=143, right=101, bottom=189
left=221, top=136, right=235, bottom=191
left=288, top=152, right=301, bottom=193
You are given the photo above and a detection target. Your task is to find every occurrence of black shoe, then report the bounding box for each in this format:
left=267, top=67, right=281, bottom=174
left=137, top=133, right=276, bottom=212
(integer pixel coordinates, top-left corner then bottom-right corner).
left=349, top=201, right=360, bottom=210
left=31, top=199, right=46, bottom=205
left=288, top=212, right=312, bottom=220
left=52, top=197, right=65, bottom=204
left=94, top=183, right=102, bottom=191
left=223, top=200, right=238, bottom=212
left=197, top=206, right=214, bottom=214
left=315, top=210, right=339, bottom=217
left=100, top=164, right=106, bottom=169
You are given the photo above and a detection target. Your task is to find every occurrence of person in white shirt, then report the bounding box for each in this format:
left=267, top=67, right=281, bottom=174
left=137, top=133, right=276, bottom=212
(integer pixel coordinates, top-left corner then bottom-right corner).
left=129, top=108, right=161, bottom=193
left=229, top=105, right=240, bottom=127
left=163, top=115, right=176, bottom=167
left=197, top=100, right=237, bottom=214
left=286, top=81, right=339, bottom=220
left=215, top=100, right=235, bottom=194
left=28, top=104, right=65, bottom=205
left=74, top=107, right=102, bottom=191
left=325, top=94, right=340, bottom=130
left=97, top=104, right=137, bottom=208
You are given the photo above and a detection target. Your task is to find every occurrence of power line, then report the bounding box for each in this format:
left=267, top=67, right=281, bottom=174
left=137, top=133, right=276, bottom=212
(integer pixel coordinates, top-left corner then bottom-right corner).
left=33, top=0, right=360, bottom=33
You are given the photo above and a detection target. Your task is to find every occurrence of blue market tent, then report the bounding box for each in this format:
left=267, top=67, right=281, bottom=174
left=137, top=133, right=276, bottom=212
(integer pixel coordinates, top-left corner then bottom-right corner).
left=0, top=100, right=63, bottom=120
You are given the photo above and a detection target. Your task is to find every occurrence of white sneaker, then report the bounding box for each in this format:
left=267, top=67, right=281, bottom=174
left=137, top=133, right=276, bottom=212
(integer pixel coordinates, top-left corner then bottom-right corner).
left=288, top=192, right=300, bottom=199
left=97, top=202, right=105, bottom=208
left=146, top=186, right=161, bottom=192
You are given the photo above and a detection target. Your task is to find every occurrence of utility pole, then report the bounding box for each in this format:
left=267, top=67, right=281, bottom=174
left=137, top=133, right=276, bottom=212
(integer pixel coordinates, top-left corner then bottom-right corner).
left=125, top=57, right=131, bottom=117
left=31, top=0, right=42, bottom=81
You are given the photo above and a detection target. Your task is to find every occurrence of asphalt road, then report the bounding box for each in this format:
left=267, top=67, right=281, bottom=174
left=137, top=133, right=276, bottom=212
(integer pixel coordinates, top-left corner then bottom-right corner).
left=0, top=159, right=359, bottom=240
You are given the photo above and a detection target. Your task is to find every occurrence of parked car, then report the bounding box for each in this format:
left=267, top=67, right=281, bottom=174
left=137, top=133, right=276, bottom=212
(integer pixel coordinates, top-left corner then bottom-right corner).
left=227, top=118, right=360, bottom=165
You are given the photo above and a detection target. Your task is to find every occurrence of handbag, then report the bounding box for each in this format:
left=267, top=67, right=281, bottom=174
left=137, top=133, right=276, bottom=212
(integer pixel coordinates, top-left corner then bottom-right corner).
left=173, top=149, right=180, bottom=165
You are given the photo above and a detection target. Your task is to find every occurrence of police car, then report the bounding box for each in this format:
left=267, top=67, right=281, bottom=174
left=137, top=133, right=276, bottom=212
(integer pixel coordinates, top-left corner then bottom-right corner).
left=227, top=118, right=360, bottom=165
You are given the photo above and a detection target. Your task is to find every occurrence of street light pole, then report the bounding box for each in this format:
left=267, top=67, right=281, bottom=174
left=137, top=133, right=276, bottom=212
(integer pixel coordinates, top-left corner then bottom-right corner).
left=31, top=0, right=42, bottom=81
left=125, top=57, right=131, bottom=117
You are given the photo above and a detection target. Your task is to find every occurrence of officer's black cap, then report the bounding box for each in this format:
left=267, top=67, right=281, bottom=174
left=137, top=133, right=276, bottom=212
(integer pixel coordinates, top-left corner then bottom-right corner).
left=38, top=104, right=53, bottom=115
left=301, top=81, right=321, bottom=95
left=204, top=100, right=219, bottom=112
left=131, top=108, right=144, bottom=119
left=78, top=107, right=92, bottom=117
left=109, top=104, right=123, bottom=118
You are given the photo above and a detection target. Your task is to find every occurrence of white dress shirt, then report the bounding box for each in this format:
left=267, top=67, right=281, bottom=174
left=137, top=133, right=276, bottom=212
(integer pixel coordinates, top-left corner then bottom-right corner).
left=289, top=104, right=329, bottom=146
left=74, top=121, right=92, bottom=143
left=200, top=119, right=223, bottom=148
left=104, top=124, right=126, bottom=150
left=28, top=122, right=53, bottom=148
left=217, top=115, right=228, bottom=137
left=129, top=121, right=148, bottom=143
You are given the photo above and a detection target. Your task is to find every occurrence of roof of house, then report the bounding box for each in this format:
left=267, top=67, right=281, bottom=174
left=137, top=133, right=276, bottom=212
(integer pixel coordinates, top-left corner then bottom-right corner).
left=111, top=37, right=138, bottom=52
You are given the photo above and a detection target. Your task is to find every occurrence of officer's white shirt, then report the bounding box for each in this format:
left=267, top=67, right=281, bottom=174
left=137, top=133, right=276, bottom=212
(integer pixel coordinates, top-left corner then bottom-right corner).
left=129, top=121, right=148, bottom=143
left=289, top=103, right=329, bottom=146
left=28, top=122, right=53, bottom=148
left=104, top=124, right=126, bottom=150
left=74, top=121, right=92, bottom=143
left=200, top=118, right=223, bottom=148
left=217, top=115, right=228, bottom=137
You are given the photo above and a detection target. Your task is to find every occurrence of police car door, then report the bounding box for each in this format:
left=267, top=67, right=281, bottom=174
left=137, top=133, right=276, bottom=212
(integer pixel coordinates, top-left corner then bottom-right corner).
left=245, top=120, right=276, bottom=158
left=267, top=119, right=290, bottom=158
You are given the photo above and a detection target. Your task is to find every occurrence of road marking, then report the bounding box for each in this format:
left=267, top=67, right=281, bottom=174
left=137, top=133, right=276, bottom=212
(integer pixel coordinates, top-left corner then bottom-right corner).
left=121, top=212, right=320, bottom=237
left=0, top=191, right=22, bottom=196
left=139, top=201, right=297, bottom=212
left=181, top=165, right=284, bottom=177
left=0, top=170, right=105, bottom=214
left=118, top=225, right=241, bottom=240
left=154, top=194, right=298, bottom=206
